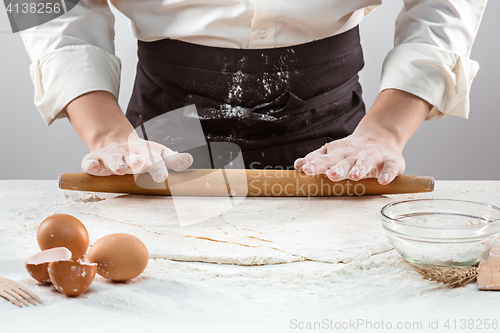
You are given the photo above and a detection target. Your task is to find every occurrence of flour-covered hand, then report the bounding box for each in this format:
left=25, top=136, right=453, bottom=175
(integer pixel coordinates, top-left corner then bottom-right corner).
left=81, top=137, right=193, bottom=182
left=64, top=91, right=193, bottom=183
left=294, top=89, right=433, bottom=185
left=294, top=133, right=405, bottom=185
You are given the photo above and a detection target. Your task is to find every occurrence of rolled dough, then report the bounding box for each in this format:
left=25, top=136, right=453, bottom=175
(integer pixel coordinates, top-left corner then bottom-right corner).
left=67, top=193, right=394, bottom=265
left=1, top=181, right=395, bottom=266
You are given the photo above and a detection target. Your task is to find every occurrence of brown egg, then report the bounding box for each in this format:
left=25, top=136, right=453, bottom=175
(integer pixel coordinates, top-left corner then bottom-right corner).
left=88, top=233, right=148, bottom=281
left=25, top=247, right=72, bottom=284
left=48, top=261, right=97, bottom=296
left=37, top=214, right=89, bottom=260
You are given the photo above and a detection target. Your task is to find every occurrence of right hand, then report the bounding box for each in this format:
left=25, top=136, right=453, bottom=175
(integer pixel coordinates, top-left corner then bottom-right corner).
left=65, top=91, right=192, bottom=183
left=81, top=136, right=193, bottom=183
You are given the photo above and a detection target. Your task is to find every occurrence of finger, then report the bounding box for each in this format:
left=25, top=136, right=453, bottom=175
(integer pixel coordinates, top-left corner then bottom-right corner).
left=105, top=153, right=128, bottom=175
left=302, top=153, right=344, bottom=175
left=347, top=153, right=377, bottom=181
left=378, top=159, right=400, bottom=185
left=295, top=146, right=328, bottom=172
left=294, top=157, right=307, bottom=171
left=162, top=151, right=193, bottom=172
left=81, top=154, right=101, bottom=174
left=125, top=154, right=146, bottom=174
left=303, top=144, right=328, bottom=162
left=326, top=158, right=357, bottom=181
left=148, top=153, right=168, bottom=182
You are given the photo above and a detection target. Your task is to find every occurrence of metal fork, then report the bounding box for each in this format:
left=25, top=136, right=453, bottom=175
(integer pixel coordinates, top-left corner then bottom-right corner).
left=0, top=277, right=42, bottom=307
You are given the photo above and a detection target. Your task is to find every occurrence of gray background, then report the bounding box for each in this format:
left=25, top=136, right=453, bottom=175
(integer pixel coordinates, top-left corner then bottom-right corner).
left=0, top=1, right=499, bottom=180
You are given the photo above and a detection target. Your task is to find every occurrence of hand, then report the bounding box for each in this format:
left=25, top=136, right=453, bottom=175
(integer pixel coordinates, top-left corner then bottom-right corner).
left=294, top=89, right=432, bottom=184
left=81, top=135, right=193, bottom=182
left=294, top=133, right=405, bottom=185
left=65, top=91, right=192, bottom=183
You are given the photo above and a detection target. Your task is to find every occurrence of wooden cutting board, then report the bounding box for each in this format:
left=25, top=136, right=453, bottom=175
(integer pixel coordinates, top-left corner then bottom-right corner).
left=59, top=170, right=434, bottom=197
left=477, top=242, right=500, bottom=290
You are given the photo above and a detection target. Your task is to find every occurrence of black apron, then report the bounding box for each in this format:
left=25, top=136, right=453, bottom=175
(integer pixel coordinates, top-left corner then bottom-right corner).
left=126, top=26, right=366, bottom=170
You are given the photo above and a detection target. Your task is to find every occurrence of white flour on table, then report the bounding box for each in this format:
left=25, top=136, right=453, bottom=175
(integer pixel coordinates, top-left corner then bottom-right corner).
left=5, top=180, right=500, bottom=332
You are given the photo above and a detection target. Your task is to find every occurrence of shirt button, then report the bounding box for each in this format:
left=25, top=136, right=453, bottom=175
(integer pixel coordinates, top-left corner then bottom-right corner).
left=259, top=29, right=268, bottom=39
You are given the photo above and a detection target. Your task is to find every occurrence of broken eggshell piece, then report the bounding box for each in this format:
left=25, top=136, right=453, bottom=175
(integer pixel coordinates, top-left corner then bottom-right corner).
left=48, top=260, right=97, bottom=296
left=25, top=247, right=72, bottom=283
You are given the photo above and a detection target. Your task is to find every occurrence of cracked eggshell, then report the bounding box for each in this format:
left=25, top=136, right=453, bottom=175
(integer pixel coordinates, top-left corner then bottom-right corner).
left=25, top=247, right=73, bottom=283
left=48, top=261, right=97, bottom=296
left=88, top=233, right=148, bottom=281
left=37, top=214, right=89, bottom=260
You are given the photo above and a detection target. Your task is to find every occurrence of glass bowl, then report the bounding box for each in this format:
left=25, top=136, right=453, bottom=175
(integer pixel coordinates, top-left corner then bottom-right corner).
left=381, top=199, right=500, bottom=268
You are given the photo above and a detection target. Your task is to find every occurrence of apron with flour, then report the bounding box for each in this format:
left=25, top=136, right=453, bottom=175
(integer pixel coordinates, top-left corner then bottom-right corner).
left=126, top=26, right=365, bottom=170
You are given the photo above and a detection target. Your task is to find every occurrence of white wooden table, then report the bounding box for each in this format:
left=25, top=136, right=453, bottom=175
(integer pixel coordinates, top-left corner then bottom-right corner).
left=1, top=180, right=500, bottom=333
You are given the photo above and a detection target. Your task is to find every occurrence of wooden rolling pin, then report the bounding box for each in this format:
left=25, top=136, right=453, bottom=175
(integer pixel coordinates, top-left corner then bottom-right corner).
left=59, top=170, right=434, bottom=197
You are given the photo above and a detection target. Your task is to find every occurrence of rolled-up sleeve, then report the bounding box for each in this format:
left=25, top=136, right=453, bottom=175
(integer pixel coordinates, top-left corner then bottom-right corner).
left=20, top=0, right=121, bottom=125
left=380, top=0, right=487, bottom=120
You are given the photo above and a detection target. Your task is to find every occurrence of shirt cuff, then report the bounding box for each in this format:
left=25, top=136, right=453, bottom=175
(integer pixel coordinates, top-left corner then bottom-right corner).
left=380, top=43, right=479, bottom=121
left=29, top=45, right=121, bottom=125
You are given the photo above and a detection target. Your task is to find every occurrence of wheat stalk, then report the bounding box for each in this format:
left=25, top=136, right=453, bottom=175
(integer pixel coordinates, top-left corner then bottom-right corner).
left=408, top=262, right=478, bottom=288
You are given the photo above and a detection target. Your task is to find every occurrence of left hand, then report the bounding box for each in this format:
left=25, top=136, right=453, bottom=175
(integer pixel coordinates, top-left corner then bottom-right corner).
left=294, top=132, right=405, bottom=185
left=294, top=89, right=433, bottom=184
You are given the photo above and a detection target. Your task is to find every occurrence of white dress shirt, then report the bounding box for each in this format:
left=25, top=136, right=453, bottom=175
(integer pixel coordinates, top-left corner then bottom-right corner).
left=20, top=0, right=487, bottom=125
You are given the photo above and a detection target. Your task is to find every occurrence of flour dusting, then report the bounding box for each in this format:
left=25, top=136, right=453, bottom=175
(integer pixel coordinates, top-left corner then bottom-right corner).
left=393, top=238, right=487, bottom=266
left=202, top=51, right=296, bottom=124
